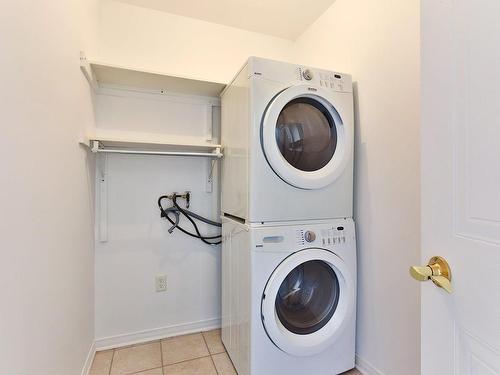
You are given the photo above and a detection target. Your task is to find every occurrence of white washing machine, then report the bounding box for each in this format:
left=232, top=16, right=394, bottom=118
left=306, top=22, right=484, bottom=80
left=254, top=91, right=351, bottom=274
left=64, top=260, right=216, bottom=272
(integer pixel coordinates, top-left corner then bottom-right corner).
left=221, top=217, right=356, bottom=375
left=221, top=57, right=354, bottom=223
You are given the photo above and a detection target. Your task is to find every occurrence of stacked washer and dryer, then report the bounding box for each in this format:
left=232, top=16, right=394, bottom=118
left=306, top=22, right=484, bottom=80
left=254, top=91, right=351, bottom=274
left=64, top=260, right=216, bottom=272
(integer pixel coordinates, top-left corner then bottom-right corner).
left=220, top=57, right=356, bottom=375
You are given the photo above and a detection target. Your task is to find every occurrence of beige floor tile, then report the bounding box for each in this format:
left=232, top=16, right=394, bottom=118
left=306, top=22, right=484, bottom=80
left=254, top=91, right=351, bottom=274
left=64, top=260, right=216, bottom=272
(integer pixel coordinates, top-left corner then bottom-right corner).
left=89, top=350, right=114, bottom=375
left=202, top=329, right=225, bottom=354
left=134, top=368, right=163, bottom=375
left=212, top=352, right=237, bottom=375
left=163, top=357, right=217, bottom=375
left=161, top=333, right=209, bottom=365
left=110, top=342, right=162, bottom=375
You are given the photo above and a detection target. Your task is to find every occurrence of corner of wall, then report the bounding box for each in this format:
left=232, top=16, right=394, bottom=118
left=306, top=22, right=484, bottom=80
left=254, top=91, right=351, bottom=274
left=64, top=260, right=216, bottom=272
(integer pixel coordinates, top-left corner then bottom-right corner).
left=356, top=354, right=386, bottom=375
left=81, top=341, right=96, bottom=375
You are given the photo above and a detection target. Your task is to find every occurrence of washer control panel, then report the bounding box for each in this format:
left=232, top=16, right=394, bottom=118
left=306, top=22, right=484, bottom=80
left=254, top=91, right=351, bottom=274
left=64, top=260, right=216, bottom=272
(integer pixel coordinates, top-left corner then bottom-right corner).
left=320, top=226, right=347, bottom=246
left=295, top=225, right=348, bottom=247
left=254, top=219, right=354, bottom=252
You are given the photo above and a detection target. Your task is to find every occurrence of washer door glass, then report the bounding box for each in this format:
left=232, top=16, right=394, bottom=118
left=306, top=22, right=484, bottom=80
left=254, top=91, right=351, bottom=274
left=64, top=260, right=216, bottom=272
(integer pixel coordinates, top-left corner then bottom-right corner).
left=275, top=260, right=340, bottom=335
left=261, top=248, right=353, bottom=356
left=276, top=97, right=337, bottom=172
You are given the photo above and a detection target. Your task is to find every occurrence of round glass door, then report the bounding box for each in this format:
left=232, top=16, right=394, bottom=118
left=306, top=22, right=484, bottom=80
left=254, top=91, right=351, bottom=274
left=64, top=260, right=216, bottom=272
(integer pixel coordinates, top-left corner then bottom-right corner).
left=276, top=98, right=337, bottom=172
left=275, top=260, right=340, bottom=335
left=261, top=248, right=354, bottom=356
left=261, top=85, right=353, bottom=190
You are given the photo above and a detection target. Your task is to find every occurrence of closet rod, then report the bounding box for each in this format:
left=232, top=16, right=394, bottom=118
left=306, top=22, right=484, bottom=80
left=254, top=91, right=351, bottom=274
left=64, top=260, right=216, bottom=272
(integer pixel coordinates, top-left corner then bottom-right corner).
left=91, top=148, right=223, bottom=158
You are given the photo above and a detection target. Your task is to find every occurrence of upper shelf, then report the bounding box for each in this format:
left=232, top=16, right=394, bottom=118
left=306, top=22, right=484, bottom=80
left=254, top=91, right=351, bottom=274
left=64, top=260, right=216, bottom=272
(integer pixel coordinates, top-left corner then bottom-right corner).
left=80, top=56, right=226, bottom=98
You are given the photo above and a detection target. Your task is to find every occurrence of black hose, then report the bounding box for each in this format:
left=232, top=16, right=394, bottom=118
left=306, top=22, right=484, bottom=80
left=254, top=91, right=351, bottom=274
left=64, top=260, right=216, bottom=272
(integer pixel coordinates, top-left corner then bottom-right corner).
left=162, top=206, right=221, bottom=228
left=157, top=195, right=221, bottom=245
left=158, top=196, right=220, bottom=240
left=172, top=196, right=221, bottom=245
left=161, top=206, right=221, bottom=243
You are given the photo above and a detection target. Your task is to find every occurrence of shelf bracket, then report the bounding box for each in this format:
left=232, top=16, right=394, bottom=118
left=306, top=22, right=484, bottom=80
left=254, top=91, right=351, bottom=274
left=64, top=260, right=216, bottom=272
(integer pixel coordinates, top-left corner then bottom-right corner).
left=80, top=51, right=98, bottom=91
left=205, top=147, right=222, bottom=192
left=97, top=153, right=108, bottom=242
left=206, top=158, right=215, bottom=193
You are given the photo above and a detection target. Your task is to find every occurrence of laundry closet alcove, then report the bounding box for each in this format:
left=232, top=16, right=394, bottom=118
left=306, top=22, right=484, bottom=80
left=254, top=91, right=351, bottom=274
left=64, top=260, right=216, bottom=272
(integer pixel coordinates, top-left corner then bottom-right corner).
left=80, top=54, right=226, bottom=350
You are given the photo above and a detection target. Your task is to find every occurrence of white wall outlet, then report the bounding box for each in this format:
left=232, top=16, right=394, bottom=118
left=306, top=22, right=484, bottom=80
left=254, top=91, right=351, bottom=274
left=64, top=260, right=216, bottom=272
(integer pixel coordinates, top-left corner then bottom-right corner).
left=155, top=275, right=167, bottom=292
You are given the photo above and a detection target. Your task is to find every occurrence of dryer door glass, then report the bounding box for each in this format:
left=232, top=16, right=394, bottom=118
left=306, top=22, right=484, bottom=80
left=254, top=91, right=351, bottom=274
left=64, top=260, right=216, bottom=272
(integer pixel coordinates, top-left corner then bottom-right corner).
left=276, top=98, right=337, bottom=172
left=275, top=260, right=340, bottom=335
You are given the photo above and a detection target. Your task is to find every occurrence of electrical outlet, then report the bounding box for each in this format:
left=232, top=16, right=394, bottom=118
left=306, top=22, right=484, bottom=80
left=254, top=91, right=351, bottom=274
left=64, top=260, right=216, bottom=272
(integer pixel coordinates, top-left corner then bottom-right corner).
left=155, top=275, right=167, bottom=292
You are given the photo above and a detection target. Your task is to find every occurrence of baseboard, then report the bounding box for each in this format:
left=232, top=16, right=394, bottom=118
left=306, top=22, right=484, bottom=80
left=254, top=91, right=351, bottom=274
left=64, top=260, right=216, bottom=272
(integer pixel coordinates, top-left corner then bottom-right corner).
left=81, top=341, right=96, bottom=375
left=355, top=354, right=385, bottom=375
left=95, top=318, right=221, bottom=351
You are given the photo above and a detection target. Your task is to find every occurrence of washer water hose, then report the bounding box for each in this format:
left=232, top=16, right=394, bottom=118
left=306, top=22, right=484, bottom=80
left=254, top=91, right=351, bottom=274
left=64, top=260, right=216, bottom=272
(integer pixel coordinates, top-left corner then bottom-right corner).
left=158, top=194, right=222, bottom=245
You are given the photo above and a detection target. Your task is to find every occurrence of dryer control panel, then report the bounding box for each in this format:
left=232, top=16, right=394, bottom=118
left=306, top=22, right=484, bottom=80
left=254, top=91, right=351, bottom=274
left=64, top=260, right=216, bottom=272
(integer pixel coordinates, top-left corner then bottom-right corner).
left=296, top=66, right=350, bottom=93
left=247, top=57, right=353, bottom=94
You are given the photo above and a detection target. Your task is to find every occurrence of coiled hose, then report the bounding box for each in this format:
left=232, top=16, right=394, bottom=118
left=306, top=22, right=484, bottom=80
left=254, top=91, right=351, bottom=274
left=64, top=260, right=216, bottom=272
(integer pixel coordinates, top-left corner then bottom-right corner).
left=158, top=195, right=222, bottom=245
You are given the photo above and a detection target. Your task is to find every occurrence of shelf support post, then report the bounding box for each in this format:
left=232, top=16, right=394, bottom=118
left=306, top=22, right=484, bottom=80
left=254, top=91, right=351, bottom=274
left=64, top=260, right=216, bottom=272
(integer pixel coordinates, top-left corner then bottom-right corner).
left=206, top=159, right=215, bottom=193
left=205, top=147, right=222, bottom=192
left=97, top=153, right=108, bottom=242
left=205, top=104, right=213, bottom=142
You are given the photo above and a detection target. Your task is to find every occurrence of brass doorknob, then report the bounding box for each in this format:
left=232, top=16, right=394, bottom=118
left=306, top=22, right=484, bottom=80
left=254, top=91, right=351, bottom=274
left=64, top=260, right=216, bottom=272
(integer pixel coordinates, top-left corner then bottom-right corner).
left=409, top=256, right=452, bottom=293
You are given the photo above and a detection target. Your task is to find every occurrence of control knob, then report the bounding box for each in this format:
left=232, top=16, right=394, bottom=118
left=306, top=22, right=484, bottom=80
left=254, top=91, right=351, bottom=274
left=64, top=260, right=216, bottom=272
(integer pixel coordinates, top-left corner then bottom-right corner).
left=304, top=231, right=316, bottom=243
left=302, top=69, right=313, bottom=81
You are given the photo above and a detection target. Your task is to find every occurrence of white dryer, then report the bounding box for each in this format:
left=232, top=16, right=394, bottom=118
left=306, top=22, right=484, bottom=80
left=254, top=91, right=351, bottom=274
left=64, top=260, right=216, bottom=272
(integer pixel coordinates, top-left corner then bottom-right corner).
left=221, top=57, right=354, bottom=223
left=221, top=217, right=356, bottom=375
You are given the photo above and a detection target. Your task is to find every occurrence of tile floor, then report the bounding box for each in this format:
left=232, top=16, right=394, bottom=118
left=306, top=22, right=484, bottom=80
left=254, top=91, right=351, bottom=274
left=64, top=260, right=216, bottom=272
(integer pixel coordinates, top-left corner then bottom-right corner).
left=89, top=329, right=362, bottom=375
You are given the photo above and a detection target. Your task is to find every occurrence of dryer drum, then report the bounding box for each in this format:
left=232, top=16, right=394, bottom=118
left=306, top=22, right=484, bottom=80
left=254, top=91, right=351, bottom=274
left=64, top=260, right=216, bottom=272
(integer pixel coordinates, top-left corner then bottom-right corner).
left=275, top=97, right=337, bottom=172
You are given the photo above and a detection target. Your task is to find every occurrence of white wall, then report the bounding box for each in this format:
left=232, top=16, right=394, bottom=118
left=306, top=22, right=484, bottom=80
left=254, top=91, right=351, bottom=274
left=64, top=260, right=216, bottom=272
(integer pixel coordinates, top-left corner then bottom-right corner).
left=97, top=0, right=295, bottom=83
left=294, top=2, right=421, bottom=375
left=94, top=89, right=222, bottom=347
left=0, top=1, right=99, bottom=374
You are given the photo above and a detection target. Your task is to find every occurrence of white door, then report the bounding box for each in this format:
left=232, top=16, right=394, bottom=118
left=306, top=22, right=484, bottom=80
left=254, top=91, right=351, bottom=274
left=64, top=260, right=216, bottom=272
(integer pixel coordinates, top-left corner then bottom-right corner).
left=420, top=1, right=500, bottom=374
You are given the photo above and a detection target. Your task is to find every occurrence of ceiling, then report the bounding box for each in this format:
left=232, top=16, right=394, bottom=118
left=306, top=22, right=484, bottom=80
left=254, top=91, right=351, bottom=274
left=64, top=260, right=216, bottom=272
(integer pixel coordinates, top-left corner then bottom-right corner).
left=112, top=0, right=336, bottom=40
